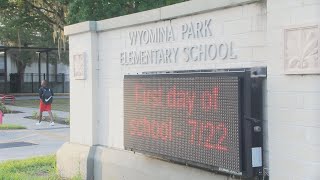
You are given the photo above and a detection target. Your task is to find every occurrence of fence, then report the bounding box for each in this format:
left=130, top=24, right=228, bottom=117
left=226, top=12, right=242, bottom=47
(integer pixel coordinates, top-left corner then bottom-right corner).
left=0, top=73, right=70, bottom=93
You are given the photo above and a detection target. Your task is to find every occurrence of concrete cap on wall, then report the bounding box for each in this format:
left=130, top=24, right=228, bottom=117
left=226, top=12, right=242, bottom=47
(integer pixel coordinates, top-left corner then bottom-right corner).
left=64, top=21, right=97, bottom=36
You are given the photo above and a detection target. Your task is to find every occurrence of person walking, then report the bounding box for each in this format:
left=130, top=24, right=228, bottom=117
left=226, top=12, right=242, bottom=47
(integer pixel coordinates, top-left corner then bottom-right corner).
left=36, top=80, right=54, bottom=126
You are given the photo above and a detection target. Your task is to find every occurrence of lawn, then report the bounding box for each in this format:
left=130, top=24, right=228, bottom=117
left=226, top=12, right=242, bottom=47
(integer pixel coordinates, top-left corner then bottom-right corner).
left=0, top=124, right=26, bottom=130
left=13, top=99, right=70, bottom=112
left=0, top=155, right=81, bottom=180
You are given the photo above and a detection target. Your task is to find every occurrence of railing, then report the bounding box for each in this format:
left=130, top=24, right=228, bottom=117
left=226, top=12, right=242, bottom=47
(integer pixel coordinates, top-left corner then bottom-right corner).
left=0, top=73, right=70, bottom=93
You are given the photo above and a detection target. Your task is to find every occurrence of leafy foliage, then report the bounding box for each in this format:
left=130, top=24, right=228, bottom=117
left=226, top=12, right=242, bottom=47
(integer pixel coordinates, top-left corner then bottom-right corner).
left=0, top=101, right=10, bottom=113
left=6, top=0, right=69, bottom=48
left=32, top=111, right=40, bottom=119
left=0, top=0, right=69, bottom=75
left=67, top=0, right=189, bottom=24
left=65, top=115, right=70, bottom=125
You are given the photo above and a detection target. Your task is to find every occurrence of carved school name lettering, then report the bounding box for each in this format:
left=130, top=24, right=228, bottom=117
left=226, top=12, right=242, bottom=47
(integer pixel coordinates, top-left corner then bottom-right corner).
left=120, top=19, right=238, bottom=65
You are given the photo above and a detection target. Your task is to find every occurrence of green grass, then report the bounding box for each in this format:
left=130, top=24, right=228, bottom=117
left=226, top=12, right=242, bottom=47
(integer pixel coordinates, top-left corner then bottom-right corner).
left=0, top=124, right=26, bottom=130
left=0, top=155, right=56, bottom=180
left=13, top=99, right=70, bottom=112
left=0, top=155, right=82, bottom=180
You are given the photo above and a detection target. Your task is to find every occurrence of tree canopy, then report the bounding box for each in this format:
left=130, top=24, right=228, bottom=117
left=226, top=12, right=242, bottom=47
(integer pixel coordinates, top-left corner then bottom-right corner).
left=1, top=1, right=50, bottom=73
left=0, top=1, right=54, bottom=46
left=67, top=0, right=188, bottom=24
left=0, top=0, right=188, bottom=48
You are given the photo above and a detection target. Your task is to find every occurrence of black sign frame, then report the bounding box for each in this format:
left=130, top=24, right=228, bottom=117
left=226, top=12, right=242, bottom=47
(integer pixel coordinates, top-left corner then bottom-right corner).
left=123, top=70, right=264, bottom=178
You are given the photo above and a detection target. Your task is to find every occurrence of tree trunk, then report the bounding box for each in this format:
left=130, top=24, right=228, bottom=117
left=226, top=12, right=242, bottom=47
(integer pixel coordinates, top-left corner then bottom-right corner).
left=10, top=54, right=27, bottom=93
left=15, top=60, right=26, bottom=93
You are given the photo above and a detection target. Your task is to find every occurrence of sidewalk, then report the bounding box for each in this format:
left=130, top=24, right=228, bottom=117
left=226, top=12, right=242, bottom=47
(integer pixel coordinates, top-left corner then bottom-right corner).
left=6, top=105, right=69, bottom=119
left=15, top=96, right=69, bottom=100
left=0, top=105, right=70, bottom=162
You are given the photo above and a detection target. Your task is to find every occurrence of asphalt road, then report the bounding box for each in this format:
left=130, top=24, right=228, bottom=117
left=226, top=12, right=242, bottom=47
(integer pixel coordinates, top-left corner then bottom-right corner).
left=0, top=106, right=69, bottom=162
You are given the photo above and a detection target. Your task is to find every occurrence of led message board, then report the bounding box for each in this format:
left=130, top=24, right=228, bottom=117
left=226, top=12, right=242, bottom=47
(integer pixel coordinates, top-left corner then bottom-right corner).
left=124, top=72, right=263, bottom=177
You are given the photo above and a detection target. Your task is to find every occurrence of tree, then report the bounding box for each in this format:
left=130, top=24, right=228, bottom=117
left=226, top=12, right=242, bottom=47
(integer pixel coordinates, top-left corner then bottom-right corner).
left=0, top=0, right=51, bottom=73
left=2, top=0, right=188, bottom=51
left=0, top=0, right=69, bottom=92
left=2, top=0, right=69, bottom=51
left=67, top=0, right=189, bottom=24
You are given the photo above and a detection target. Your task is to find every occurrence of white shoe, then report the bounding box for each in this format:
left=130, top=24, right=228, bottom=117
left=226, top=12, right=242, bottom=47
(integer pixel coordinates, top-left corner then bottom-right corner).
left=36, top=122, right=42, bottom=125
left=50, top=122, right=55, bottom=126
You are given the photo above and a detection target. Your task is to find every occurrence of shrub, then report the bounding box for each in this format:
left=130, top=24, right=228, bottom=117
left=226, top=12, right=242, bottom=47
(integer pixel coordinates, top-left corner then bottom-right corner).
left=53, top=113, right=59, bottom=120
left=0, top=102, right=10, bottom=113
left=65, top=116, right=70, bottom=125
left=32, top=111, right=39, bottom=119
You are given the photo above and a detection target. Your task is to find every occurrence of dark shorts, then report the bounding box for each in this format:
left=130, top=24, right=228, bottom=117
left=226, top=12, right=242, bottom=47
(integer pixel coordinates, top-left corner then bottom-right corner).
left=40, top=100, right=51, bottom=112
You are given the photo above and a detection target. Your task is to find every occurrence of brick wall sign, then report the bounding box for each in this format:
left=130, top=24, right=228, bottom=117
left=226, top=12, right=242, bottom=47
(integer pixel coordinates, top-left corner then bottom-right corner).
left=73, top=53, right=86, bottom=80
left=284, top=25, right=320, bottom=74
left=120, top=19, right=238, bottom=66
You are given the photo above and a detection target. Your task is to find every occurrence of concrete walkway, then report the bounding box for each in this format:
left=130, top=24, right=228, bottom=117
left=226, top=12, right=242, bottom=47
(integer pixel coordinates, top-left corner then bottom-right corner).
left=0, top=106, right=69, bottom=162
left=6, top=105, right=69, bottom=119
left=15, top=96, right=69, bottom=100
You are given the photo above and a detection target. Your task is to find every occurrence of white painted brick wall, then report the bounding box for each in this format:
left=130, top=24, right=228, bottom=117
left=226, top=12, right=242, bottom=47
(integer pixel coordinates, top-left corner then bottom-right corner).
left=224, top=18, right=252, bottom=34
left=96, top=2, right=269, bottom=178
left=251, top=15, right=267, bottom=32
left=291, top=4, right=320, bottom=24
left=267, top=107, right=320, bottom=127
left=267, top=0, right=320, bottom=179
left=99, top=1, right=266, bottom=132
left=68, top=31, right=98, bottom=146
left=66, top=0, right=320, bottom=179
left=304, top=0, right=320, bottom=5
left=267, top=0, right=304, bottom=10
left=267, top=76, right=320, bottom=92
left=242, top=2, right=266, bottom=17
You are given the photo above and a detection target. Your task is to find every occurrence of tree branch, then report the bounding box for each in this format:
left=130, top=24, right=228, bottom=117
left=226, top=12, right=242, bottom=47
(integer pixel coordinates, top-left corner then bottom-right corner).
left=25, top=0, right=56, bottom=14
left=42, top=0, right=55, bottom=8
left=41, top=0, right=67, bottom=25
left=24, top=0, right=64, bottom=30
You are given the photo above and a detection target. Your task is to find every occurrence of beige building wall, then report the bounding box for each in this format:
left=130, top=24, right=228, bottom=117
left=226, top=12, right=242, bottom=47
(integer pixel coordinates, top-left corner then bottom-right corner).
left=57, top=0, right=320, bottom=179
left=266, top=0, right=320, bottom=179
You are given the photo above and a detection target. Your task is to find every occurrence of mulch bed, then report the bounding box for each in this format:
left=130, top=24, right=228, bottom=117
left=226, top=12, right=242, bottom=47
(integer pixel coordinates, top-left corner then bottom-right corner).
left=24, top=116, right=69, bottom=125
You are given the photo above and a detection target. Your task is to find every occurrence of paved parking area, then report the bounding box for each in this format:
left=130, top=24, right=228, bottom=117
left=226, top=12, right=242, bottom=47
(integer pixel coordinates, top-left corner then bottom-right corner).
left=0, top=106, right=69, bottom=162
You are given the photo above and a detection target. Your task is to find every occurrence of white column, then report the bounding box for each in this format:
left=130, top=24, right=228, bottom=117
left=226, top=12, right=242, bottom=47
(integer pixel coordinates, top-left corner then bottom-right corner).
left=66, top=21, right=98, bottom=146
left=57, top=21, right=98, bottom=179
left=266, top=1, right=320, bottom=179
